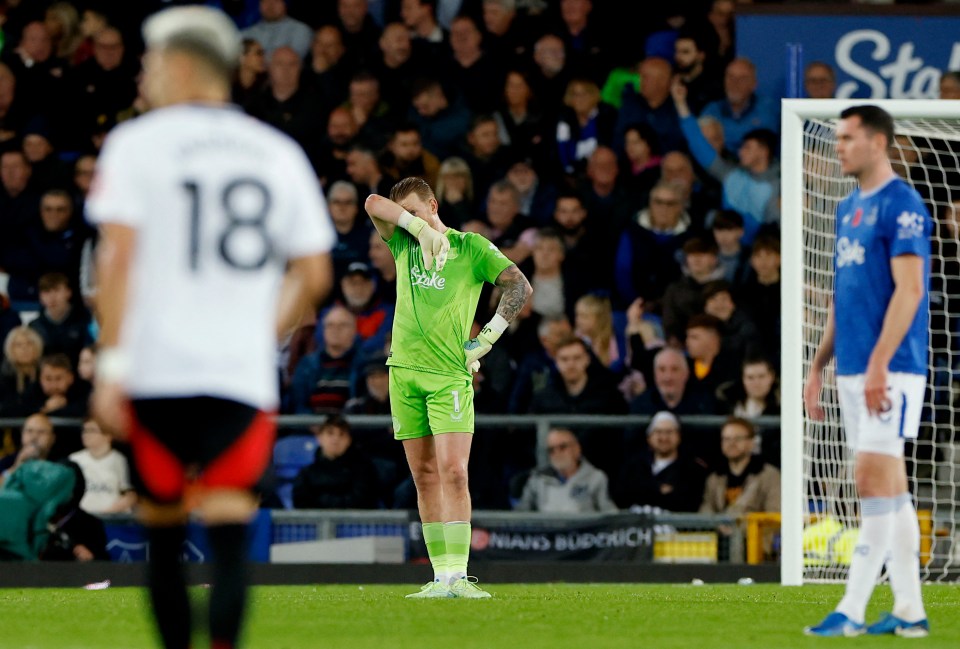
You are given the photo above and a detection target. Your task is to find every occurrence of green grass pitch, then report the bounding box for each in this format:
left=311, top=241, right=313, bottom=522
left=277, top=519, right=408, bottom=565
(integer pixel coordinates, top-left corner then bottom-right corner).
left=1, top=583, right=958, bottom=648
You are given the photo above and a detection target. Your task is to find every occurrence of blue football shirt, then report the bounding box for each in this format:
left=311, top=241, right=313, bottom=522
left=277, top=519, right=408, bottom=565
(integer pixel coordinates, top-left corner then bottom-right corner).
left=833, top=176, right=931, bottom=376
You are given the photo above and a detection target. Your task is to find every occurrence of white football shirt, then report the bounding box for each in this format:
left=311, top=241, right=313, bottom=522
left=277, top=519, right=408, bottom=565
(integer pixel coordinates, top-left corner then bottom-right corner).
left=69, top=448, right=133, bottom=514
left=86, top=104, right=335, bottom=410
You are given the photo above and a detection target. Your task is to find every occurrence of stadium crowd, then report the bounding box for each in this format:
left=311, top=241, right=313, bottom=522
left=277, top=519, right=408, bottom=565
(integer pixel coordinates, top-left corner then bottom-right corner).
left=0, top=0, right=958, bottom=558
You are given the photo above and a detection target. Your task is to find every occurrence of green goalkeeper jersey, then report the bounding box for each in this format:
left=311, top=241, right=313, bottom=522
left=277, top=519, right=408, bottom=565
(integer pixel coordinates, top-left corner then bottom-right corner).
left=385, top=226, right=513, bottom=379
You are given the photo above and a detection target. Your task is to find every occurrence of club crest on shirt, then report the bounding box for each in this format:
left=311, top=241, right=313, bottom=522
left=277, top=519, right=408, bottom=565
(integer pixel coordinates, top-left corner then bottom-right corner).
left=896, top=211, right=925, bottom=239
left=836, top=236, right=865, bottom=268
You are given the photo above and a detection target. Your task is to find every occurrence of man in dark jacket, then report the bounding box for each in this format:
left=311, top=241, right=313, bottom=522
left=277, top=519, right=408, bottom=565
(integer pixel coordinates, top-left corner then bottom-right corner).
left=292, top=415, right=379, bottom=509
left=615, top=411, right=706, bottom=512
left=529, top=336, right=626, bottom=478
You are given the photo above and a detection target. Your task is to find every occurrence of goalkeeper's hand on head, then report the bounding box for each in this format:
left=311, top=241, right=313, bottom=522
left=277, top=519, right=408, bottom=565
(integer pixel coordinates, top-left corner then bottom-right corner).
left=402, top=213, right=449, bottom=271
left=463, top=315, right=509, bottom=373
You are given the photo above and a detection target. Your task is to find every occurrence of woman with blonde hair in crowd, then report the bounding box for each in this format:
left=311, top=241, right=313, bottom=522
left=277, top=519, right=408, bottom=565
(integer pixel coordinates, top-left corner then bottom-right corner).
left=574, top=294, right=623, bottom=372
left=44, top=2, right=84, bottom=62
left=434, top=156, right=475, bottom=229
left=0, top=326, right=44, bottom=415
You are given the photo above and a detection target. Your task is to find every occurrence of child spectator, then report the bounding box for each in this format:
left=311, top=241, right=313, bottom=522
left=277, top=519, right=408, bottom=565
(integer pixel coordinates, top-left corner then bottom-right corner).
left=661, top=237, right=724, bottom=344
left=29, top=272, right=91, bottom=367
left=292, top=415, right=379, bottom=509
left=711, top=210, right=751, bottom=287
left=737, top=235, right=781, bottom=365
left=68, top=419, right=136, bottom=514
left=702, top=280, right=759, bottom=361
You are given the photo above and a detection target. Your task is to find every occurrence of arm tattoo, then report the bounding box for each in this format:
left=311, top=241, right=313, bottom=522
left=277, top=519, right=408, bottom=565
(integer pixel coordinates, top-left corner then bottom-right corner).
left=494, top=264, right=531, bottom=323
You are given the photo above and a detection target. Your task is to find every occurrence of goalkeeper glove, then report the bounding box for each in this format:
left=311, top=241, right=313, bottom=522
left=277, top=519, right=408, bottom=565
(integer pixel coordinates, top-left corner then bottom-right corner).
left=464, top=314, right=509, bottom=373
left=400, top=211, right=449, bottom=272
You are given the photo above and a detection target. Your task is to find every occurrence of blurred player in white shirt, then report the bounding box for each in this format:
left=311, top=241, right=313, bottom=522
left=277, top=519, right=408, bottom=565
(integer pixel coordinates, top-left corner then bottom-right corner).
left=87, top=7, right=334, bottom=649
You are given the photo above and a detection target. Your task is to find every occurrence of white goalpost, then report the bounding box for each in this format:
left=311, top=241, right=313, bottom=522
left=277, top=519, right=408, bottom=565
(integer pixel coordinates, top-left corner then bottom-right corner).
left=782, top=99, right=960, bottom=586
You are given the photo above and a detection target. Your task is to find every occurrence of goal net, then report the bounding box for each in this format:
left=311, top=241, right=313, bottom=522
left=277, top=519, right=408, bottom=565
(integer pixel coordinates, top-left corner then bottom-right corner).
left=782, top=100, right=960, bottom=585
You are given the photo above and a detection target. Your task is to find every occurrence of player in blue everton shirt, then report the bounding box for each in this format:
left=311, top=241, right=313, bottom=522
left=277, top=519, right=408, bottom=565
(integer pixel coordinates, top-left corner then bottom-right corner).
left=804, top=106, right=931, bottom=638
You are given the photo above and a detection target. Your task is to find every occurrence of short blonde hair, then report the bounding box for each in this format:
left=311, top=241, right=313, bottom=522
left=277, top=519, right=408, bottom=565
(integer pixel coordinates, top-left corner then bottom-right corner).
left=574, top=294, right=614, bottom=365
left=4, top=326, right=44, bottom=364
left=436, top=157, right=474, bottom=202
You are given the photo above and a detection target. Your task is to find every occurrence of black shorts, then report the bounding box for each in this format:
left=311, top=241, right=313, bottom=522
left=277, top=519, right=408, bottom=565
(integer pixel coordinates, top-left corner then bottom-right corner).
left=127, top=396, right=275, bottom=504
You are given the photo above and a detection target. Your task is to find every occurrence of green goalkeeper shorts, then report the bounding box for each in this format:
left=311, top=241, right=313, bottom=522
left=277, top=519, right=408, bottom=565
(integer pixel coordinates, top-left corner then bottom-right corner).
left=388, top=366, right=475, bottom=439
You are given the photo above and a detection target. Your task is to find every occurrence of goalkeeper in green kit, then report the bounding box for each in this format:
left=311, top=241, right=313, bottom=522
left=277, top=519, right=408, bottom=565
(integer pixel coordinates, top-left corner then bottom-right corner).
left=365, top=177, right=532, bottom=599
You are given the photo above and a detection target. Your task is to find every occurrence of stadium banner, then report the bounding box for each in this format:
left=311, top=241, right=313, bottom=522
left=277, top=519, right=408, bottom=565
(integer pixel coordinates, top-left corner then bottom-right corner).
left=737, top=13, right=960, bottom=100
left=410, top=513, right=656, bottom=562
left=103, top=509, right=272, bottom=562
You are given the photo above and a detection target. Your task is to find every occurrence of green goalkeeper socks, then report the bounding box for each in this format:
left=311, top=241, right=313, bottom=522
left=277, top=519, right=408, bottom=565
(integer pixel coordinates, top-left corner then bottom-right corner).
left=444, top=521, right=471, bottom=583
left=422, top=522, right=447, bottom=582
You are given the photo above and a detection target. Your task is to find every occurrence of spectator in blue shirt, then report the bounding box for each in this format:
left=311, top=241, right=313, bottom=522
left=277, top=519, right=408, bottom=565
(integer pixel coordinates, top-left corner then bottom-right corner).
left=673, top=79, right=779, bottom=245
left=700, top=58, right=778, bottom=151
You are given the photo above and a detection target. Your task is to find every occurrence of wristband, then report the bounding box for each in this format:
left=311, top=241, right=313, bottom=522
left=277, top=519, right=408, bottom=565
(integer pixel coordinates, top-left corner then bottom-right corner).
left=96, top=348, right=131, bottom=383
left=398, top=210, right=426, bottom=237
left=480, top=314, right=509, bottom=343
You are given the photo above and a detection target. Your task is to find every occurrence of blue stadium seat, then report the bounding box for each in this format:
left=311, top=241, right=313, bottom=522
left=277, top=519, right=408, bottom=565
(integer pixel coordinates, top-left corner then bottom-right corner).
left=272, top=435, right=318, bottom=509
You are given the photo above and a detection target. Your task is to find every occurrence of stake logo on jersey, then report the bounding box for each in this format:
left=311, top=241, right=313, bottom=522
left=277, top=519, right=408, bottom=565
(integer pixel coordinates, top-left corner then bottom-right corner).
left=833, top=177, right=931, bottom=377
left=836, top=237, right=865, bottom=268
left=411, top=266, right=446, bottom=290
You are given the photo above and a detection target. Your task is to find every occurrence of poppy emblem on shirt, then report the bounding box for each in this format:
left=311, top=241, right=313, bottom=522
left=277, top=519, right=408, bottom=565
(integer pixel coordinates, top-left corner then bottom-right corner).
left=852, top=208, right=863, bottom=227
